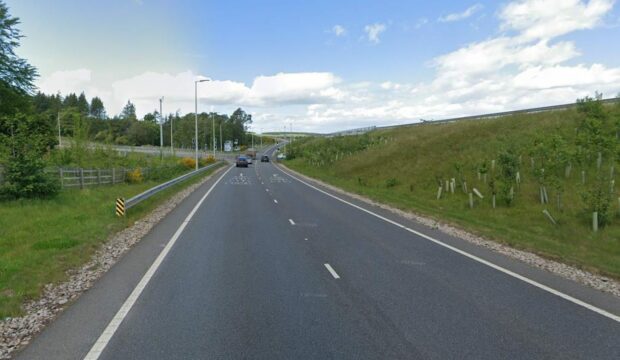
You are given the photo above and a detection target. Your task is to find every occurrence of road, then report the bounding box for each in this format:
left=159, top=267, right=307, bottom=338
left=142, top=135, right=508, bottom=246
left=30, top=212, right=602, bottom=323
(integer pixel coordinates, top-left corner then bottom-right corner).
left=17, top=145, right=620, bottom=359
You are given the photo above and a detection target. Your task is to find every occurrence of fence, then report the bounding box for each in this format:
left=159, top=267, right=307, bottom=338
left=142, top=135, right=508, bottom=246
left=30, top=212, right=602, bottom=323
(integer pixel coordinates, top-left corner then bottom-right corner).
left=46, top=167, right=152, bottom=189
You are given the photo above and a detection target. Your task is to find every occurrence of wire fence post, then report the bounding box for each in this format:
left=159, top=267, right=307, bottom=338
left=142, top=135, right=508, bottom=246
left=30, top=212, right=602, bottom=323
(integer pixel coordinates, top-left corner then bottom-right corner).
left=59, top=168, right=64, bottom=188
left=79, top=168, right=84, bottom=189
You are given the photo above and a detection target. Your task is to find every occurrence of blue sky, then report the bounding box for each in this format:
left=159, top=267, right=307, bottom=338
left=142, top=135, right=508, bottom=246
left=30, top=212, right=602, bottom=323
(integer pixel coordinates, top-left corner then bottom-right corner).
left=7, top=0, right=620, bottom=132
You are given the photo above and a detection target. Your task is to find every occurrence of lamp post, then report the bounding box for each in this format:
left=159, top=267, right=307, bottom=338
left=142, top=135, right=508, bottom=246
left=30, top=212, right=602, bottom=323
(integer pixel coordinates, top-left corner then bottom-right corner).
left=159, top=97, right=164, bottom=159
left=212, top=112, right=216, bottom=159
left=195, top=78, right=211, bottom=170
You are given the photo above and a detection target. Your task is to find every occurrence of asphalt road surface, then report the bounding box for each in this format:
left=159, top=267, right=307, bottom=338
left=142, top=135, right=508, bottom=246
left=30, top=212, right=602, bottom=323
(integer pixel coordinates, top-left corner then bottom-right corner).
left=17, top=145, right=620, bottom=359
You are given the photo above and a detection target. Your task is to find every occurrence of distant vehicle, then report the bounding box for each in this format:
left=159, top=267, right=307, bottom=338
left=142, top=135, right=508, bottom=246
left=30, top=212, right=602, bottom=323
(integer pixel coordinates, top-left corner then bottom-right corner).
left=235, top=156, right=248, bottom=168
left=261, top=155, right=269, bottom=162
left=276, top=153, right=286, bottom=160
left=246, top=156, right=253, bottom=164
left=246, top=148, right=257, bottom=160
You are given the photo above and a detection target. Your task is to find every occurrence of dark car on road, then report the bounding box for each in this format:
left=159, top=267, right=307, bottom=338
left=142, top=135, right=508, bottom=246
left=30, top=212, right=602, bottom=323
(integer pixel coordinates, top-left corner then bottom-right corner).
left=261, top=155, right=269, bottom=162
left=236, top=156, right=248, bottom=167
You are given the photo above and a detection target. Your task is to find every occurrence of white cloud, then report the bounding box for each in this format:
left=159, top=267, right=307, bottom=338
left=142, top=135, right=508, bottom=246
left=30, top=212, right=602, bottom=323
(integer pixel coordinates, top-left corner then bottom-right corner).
left=331, top=25, right=346, bottom=36
left=364, top=23, right=386, bottom=44
left=37, top=70, right=345, bottom=119
left=38, top=69, right=92, bottom=94
left=499, top=0, right=614, bottom=39
left=439, top=3, right=483, bottom=22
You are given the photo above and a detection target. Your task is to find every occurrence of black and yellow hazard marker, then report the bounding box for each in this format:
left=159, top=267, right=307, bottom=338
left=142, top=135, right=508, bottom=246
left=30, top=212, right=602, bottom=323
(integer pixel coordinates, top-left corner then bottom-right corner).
left=116, top=198, right=126, bottom=217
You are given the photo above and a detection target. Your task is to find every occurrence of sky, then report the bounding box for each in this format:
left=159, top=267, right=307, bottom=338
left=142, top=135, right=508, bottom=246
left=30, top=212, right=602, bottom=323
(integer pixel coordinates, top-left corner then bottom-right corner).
left=6, top=0, right=620, bottom=133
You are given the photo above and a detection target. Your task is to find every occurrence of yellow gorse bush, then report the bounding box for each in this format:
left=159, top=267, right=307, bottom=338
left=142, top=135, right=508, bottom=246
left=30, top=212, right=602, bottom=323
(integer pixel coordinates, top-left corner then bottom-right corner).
left=126, top=168, right=143, bottom=183
left=180, top=157, right=196, bottom=169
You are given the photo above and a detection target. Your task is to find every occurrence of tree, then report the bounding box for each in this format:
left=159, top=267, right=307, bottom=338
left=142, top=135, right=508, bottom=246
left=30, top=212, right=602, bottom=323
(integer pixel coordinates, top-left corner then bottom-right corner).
left=143, top=112, right=157, bottom=123
left=77, top=92, right=89, bottom=115
left=90, top=96, right=106, bottom=119
left=120, top=100, right=137, bottom=120
left=63, top=93, right=79, bottom=108
left=0, top=1, right=38, bottom=116
left=0, top=113, right=59, bottom=199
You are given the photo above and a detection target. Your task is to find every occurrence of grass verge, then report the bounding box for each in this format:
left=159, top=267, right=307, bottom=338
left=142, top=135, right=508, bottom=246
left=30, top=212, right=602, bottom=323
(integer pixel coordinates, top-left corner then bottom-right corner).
left=0, top=162, right=224, bottom=318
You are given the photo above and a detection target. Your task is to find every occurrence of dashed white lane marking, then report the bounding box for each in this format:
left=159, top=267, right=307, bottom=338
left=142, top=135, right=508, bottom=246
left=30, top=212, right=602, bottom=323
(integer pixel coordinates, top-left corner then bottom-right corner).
left=289, top=219, right=295, bottom=225
left=274, top=199, right=278, bottom=204
left=266, top=189, right=269, bottom=192
left=276, top=166, right=620, bottom=323
left=324, top=264, right=340, bottom=279
left=84, top=165, right=234, bottom=359
left=304, top=238, right=308, bottom=241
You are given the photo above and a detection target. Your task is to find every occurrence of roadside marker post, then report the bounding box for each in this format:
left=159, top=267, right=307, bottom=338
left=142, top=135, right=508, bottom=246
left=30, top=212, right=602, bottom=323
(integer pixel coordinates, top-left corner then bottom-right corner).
left=116, top=198, right=126, bottom=217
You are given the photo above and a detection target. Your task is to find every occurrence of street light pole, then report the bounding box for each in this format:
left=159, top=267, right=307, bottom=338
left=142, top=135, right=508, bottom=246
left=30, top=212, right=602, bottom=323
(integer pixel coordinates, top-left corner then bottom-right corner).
left=212, top=113, right=216, bottom=158
left=57, top=112, right=62, bottom=148
left=219, top=122, right=223, bottom=152
left=159, top=97, right=164, bottom=159
left=195, top=78, right=211, bottom=170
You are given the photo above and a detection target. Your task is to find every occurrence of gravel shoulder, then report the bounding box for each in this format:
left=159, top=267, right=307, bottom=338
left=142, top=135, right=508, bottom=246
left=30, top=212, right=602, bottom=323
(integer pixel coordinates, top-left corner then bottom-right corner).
left=0, top=165, right=227, bottom=360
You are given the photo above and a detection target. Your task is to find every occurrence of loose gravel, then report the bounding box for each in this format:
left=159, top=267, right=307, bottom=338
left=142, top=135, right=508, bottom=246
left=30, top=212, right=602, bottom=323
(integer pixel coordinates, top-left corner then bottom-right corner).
left=0, top=165, right=226, bottom=359
left=279, top=164, right=620, bottom=299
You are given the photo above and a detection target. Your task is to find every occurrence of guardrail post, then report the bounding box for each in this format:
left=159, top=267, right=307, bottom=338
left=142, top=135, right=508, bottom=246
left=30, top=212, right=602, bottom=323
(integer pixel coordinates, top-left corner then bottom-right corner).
left=79, top=168, right=84, bottom=189
left=116, top=198, right=126, bottom=217
left=112, top=168, right=116, bottom=184
left=59, top=168, right=64, bottom=188
left=97, top=169, right=101, bottom=185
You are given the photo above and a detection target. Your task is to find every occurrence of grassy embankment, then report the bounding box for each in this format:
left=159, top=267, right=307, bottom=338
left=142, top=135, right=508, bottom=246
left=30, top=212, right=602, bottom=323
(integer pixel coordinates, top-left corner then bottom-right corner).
left=0, top=148, right=224, bottom=318
left=285, top=104, right=620, bottom=278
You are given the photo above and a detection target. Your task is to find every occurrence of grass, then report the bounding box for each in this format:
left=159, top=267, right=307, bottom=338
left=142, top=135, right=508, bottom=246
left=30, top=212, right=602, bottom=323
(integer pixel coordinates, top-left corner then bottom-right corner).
left=285, top=107, right=620, bottom=279
left=0, top=162, right=224, bottom=318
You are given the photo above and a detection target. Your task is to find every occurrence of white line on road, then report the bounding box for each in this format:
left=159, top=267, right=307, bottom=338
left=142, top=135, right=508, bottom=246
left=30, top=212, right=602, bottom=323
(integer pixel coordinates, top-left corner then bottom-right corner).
left=324, top=264, right=340, bottom=279
left=266, top=189, right=269, bottom=192
left=304, top=238, right=308, bottom=241
left=277, top=166, right=620, bottom=323
left=289, top=219, right=295, bottom=225
left=274, top=199, right=278, bottom=204
left=84, top=165, right=235, bottom=360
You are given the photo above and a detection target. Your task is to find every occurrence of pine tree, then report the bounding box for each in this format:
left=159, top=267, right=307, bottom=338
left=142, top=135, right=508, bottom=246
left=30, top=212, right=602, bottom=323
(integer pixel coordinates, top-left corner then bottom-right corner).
left=120, top=100, right=137, bottom=120
left=0, top=1, right=38, bottom=115
left=63, top=93, right=79, bottom=108
left=77, top=92, right=89, bottom=115
left=90, top=96, right=106, bottom=119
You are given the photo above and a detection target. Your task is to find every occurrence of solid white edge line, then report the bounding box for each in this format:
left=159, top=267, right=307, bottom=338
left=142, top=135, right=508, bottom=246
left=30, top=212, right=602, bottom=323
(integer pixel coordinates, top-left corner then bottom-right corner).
left=277, top=165, right=620, bottom=323
left=324, top=263, right=340, bottom=279
left=289, top=218, right=295, bottom=225
left=83, top=165, right=235, bottom=360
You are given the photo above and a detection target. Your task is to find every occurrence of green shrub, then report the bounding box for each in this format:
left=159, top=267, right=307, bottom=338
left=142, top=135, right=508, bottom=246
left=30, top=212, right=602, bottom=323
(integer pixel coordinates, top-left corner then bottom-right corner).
left=0, top=113, right=59, bottom=199
left=385, top=178, right=398, bottom=188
